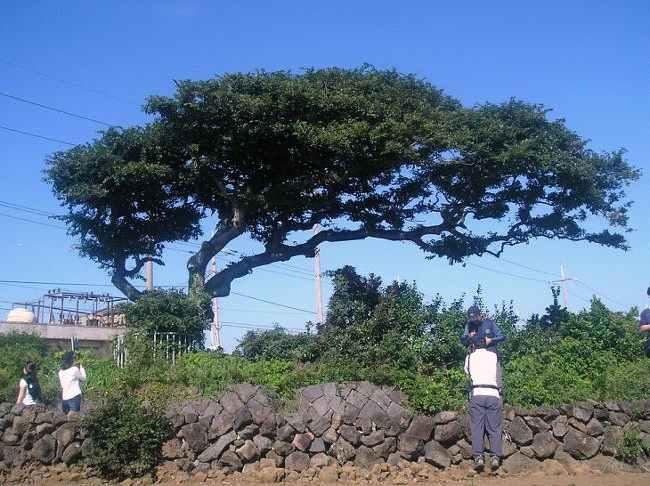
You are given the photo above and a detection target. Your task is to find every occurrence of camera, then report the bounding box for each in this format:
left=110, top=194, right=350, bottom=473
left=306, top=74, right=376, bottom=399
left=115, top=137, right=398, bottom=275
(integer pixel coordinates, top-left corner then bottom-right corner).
left=468, top=322, right=480, bottom=335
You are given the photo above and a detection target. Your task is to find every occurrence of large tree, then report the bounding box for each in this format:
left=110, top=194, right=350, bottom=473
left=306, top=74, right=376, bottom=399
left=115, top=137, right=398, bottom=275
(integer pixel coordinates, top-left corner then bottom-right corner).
left=45, top=66, right=638, bottom=300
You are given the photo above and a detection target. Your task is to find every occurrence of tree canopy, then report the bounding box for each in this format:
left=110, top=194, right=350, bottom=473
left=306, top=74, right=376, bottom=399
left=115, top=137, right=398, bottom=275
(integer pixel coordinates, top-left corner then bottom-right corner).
left=44, top=66, right=639, bottom=300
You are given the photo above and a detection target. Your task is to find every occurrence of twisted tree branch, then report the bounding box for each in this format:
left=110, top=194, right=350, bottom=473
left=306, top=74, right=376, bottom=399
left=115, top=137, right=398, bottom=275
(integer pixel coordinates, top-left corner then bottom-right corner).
left=204, top=222, right=450, bottom=297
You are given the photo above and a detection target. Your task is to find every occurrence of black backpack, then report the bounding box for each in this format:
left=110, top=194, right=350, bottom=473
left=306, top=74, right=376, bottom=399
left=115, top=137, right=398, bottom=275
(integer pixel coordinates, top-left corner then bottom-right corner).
left=25, top=375, right=42, bottom=403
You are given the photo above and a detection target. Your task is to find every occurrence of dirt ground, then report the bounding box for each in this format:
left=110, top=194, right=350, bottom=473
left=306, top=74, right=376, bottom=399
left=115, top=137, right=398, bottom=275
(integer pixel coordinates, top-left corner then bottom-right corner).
left=8, top=472, right=647, bottom=486
left=5, top=470, right=650, bottom=486
left=3, top=460, right=650, bottom=486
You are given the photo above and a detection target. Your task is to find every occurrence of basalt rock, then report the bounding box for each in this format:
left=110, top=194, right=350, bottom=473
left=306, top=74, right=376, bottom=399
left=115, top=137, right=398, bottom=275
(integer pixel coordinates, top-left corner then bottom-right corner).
left=0, top=384, right=641, bottom=477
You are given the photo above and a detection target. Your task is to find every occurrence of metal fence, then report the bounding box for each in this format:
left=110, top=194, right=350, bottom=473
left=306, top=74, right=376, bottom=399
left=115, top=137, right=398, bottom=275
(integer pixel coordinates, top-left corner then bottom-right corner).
left=113, top=332, right=195, bottom=368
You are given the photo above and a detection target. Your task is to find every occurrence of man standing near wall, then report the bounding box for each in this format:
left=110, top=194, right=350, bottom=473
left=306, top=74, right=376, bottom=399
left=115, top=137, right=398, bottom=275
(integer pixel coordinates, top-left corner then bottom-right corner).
left=640, top=287, right=650, bottom=357
left=465, top=338, right=503, bottom=471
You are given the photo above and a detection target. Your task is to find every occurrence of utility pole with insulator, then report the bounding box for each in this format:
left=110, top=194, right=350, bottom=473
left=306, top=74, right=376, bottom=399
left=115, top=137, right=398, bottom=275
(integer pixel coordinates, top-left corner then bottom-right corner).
left=209, top=227, right=222, bottom=350
left=560, top=264, right=569, bottom=307
left=211, top=253, right=221, bottom=349
left=145, top=259, right=154, bottom=291
left=314, top=224, right=325, bottom=324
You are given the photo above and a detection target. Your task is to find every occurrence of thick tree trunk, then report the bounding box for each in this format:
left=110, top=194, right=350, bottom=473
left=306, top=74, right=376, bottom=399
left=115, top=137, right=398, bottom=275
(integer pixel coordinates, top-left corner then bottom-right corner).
left=186, top=224, right=244, bottom=298
left=111, top=272, right=143, bottom=301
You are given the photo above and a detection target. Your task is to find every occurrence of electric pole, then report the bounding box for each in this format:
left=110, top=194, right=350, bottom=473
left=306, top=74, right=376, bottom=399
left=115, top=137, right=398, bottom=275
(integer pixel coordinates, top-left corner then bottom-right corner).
left=145, top=260, right=153, bottom=290
left=314, top=224, right=324, bottom=324
left=210, top=233, right=221, bottom=349
left=560, top=264, right=569, bottom=307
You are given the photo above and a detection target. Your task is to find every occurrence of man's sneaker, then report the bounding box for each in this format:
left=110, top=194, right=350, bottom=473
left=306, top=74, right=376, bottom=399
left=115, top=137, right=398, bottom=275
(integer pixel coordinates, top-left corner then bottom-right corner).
left=490, top=455, right=501, bottom=470
left=473, top=455, right=485, bottom=471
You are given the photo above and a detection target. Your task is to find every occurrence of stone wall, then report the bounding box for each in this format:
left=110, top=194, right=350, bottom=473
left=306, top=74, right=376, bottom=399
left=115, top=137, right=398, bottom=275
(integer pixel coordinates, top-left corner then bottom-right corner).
left=0, top=403, right=86, bottom=470
left=1, top=382, right=649, bottom=477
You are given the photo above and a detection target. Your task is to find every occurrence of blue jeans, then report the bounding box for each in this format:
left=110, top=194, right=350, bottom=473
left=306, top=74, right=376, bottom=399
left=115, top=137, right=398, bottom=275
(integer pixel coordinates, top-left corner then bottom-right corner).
left=62, top=394, right=82, bottom=413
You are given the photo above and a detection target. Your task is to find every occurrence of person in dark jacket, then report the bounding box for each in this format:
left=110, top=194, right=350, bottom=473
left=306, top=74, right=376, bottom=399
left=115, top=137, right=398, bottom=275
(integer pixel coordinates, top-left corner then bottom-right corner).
left=461, top=305, right=506, bottom=391
left=461, top=305, right=506, bottom=351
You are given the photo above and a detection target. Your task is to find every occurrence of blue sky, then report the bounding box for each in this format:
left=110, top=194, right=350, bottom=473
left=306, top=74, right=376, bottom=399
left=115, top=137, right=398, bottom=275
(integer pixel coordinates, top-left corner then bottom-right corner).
left=1, top=1, right=648, bottom=351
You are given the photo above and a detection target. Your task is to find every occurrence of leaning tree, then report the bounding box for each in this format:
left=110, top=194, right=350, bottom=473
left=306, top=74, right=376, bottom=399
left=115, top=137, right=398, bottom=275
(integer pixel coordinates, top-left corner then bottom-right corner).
left=45, top=66, right=638, bottom=301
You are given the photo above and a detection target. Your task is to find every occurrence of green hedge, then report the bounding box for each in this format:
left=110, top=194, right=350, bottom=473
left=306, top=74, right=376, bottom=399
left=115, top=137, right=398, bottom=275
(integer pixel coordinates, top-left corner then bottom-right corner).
left=83, top=396, right=172, bottom=479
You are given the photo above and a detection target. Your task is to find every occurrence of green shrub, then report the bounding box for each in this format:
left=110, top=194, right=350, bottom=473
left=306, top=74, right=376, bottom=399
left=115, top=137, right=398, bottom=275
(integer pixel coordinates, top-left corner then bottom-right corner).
left=504, top=338, right=604, bottom=407
left=234, top=327, right=317, bottom=362
left=121, top=289, right=210, bottom=347
left=173, top=352, right=305, bottom=399
left=0, top=332, right=48, bottom=402
left=618, top=427, right=650, bottom=464
left=170, top=352, right=466, bottom=414
left=394, top=368, right=467, bottom=414
left=600, top=359, right=650, bottom=402
left=83, top=395, right=172, bottom=480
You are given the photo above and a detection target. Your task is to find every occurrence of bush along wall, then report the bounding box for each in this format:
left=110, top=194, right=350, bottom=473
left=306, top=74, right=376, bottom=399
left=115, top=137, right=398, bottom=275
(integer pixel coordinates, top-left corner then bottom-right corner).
left=1, top=382, right=649, bottom=480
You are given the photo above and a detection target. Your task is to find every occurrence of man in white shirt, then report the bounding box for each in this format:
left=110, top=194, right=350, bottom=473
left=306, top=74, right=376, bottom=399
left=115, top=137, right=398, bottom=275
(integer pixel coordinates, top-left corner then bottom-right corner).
left=464, top=337, right=503, bottom=471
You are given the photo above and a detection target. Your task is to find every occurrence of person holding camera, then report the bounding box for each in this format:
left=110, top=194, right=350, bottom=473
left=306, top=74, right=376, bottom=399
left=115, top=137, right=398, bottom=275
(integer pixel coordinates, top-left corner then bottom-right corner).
left=461, top=305, right=506, bottom=353
left=58, top=351, right=86, bottom=413
left=461, top=305, right=506, bottom=389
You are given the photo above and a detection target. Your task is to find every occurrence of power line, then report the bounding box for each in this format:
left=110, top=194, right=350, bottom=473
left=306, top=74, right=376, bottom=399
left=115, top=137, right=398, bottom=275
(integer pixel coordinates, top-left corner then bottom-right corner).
left=1, top=59, right=137, bottom=104
left=0, top=91, right=114, bottom=127
left=0, top=200, right=55, bottom=217
left=255, top=268, right=313, bottom=281
left=1, top=200, right=626, bottom=308
left=0, top=125, right=76, bottom=146
left=221, top=323, right=304, bottom=335
left=0, top=201, right=315, bottom=277
left=567, top=289, right=592, bottom=305
left=487, top=255, right=629, bottom=308
left=231, top=291, right=317, bottom=314
left=0, top=279, right=114, bottom=287
left=220, top=306, right=309, bottom=315
left=0, top=210, right=312, bottom=282
left=0, top=282, right=47, bottom=291
left=0, top=278, right=317, bottom=315
left=493, top=255, right=559, bottom=278
left=465, top=261, right=550, bottom=283
left=571, top=279, right=628, bottom=308
left=567, top=286, right=593, bottom=302
left=272, top=262, right=314, bottom=276
left=0, top=211, right=66, bottom=230
left=0, top=206, right=313, bottom=281
left=0, top=206, right=315, bottom=284
left=221, top=320, right=304, bottom=331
